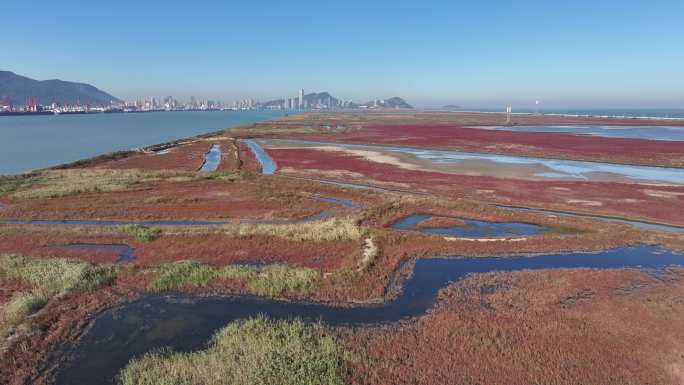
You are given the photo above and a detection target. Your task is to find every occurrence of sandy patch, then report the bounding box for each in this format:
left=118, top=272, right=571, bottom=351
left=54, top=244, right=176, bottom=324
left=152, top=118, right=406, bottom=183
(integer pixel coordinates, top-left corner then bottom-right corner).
left=278, top=167, right=366, bottom=179
left=551, top=187, right=571, bottom=191
left=567, top=199, right=603, bottom=207
left=444, top=237, right=528, bottom=242
left=309, top=146, right=425, bottom=171
left=642, top=189, right=684, bottom=199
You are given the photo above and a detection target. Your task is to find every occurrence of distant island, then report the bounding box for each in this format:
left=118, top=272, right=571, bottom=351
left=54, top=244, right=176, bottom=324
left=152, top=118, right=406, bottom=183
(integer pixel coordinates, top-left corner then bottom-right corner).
left=0, top=71, right=121, bottom=106
left=442, top=104, right=463, bottom=110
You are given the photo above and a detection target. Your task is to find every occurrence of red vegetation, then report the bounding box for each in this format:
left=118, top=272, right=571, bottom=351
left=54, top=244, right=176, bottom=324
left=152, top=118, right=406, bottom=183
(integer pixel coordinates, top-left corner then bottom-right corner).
left=98, top=141, right=216, bottom=171
left=0, top=278, right=30, bottom=305
left=0, top=227, right=358, bottom=271
left=0, top=287, right=138, bottom=385
left=0, top=230, right=129, bottom=264
left=302, top=124, right=684, bottom=167
left=132, top=234, right=358, bottom=271
left=268, top=147, right=684, bottom=226
left=343, top=268, right=684, bottom=385
left=0, top=178, right=332, bottom=221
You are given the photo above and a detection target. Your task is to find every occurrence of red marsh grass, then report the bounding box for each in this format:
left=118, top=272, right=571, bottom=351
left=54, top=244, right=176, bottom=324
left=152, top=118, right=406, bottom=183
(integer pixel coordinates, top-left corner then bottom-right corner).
left=267, top=147, right=684, bottom=226
left=295, top=123, right=684, bottom=168
left=341, top=267, right=684, bottom=385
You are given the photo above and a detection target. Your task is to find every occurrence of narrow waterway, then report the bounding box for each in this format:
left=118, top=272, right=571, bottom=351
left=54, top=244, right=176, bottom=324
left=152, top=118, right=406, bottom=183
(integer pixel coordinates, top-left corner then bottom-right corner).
left=54, top=245, right=684, bottom=385
left=243, top=139, right=276, bottom=174
left=198, top=144, right=221, bottom=172
left=496, top=204, right=684, bottom=234
left=51, top=244, right=136, bottom=262
left=391, top=214, right=548, bottom=237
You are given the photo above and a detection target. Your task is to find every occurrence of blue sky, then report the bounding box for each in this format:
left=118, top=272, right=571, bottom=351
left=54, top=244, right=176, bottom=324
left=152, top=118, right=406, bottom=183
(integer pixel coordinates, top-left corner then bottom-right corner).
left=3, top=0, right=683, bottom=108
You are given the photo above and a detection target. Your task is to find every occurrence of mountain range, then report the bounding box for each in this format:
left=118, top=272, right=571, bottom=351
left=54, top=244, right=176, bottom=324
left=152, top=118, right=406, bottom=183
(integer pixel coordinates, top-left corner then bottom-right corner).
left=0, top=71, right=121, bottom=106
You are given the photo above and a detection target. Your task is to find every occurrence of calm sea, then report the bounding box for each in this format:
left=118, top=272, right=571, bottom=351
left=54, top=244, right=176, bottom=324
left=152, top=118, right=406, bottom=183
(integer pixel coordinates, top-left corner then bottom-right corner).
left=0, top=110, right=287, bottom=175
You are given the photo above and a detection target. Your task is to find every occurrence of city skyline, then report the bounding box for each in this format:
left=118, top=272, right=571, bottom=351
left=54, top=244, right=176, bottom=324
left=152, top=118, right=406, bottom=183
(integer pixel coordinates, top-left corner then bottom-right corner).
left=2, top=1, right=684, bottom=108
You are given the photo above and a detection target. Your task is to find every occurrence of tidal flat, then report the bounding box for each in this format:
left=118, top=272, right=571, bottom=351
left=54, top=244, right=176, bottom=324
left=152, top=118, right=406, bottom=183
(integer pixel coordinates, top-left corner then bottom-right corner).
left=1, top=111, right=684, bottom=385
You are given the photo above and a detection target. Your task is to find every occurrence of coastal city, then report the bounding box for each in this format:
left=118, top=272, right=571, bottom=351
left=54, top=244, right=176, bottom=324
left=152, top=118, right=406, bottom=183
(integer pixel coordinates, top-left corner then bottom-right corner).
left=0, top=88, right=410, bottom=116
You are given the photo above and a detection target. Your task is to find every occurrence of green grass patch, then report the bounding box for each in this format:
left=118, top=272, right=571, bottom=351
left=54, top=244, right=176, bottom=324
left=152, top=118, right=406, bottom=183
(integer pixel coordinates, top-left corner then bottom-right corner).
left=148, top=261, right=217, bottom=292
left=10, top=169, right=171, bottom=200
left=0, top=255, right=116, bottom=340
left=0, top=174, right=40, bottom=197
left=194, top=170, right=244, bottom=181
left=234, top=217, right=364, bottom=242
left=148, top=261, right=320, bottom=297
left=118, top=316, right=343, bottom=385
left=118, top=225, right=162, bottom=242
left=222, top=264, right=321, bottom=297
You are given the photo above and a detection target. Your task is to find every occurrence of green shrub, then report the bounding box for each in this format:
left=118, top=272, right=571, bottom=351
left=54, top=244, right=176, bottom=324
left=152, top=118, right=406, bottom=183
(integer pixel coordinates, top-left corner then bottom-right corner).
left=0, top=255, right=117, bottom=339
left=118, top=316, right=343, bottom=385
left=235, top=217, right=364, bottom=242
left=149, top=261, right=217, bottom=292
left=118, top=225, right=162, bottom=242
left=11, top=169, right=169, bottom=200
left=223, top=264, right=320, bottom=297
left=148, top=262, right=320, bottom=297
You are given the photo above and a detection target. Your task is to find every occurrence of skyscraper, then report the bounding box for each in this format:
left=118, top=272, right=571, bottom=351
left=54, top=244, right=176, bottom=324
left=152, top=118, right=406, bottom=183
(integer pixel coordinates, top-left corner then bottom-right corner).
left=299, top=89, right=304, bottom=109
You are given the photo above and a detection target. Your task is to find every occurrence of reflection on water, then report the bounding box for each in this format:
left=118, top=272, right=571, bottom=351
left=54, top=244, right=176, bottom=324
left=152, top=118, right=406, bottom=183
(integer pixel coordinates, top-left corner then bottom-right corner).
left=56, top=245, right=684, bottom=385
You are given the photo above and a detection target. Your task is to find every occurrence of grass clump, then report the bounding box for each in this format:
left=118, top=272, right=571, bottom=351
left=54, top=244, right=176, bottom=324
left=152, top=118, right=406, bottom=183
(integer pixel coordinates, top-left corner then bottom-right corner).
left=0, top=174, right=40, bottom=197
left=118, top=316, right=343, bottom=385
left=195, top=170, right=244, bottom=182
left=222, top=264, right=320, bottom=297
left=11, top=169, right=169, bottom=200
left=118, top=224, right=162, bottom=242
left=148, top=261, right=320, bottom=297
left=0, top=255, right=116, bottom=339
left=148, top=261, right=217, bottom=292
left=236, top=217, right=364, bottom=242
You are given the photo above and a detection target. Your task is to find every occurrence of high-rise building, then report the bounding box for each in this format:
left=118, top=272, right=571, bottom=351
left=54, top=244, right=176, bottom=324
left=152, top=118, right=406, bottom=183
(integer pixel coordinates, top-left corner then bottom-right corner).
left=298, top=89, right=304, bottom=109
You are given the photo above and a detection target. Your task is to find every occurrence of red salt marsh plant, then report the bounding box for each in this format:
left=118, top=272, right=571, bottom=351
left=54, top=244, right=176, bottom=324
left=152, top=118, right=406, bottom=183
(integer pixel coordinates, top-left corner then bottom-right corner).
left=341, top=268, right=684, bottom=385
left=299, top=123, right=684, bottom=167
left=268, top=147, right=684, bottom=226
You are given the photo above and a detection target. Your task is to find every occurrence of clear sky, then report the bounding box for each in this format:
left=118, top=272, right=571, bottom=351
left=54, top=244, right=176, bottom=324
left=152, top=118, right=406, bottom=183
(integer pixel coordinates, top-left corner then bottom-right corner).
left=3, top=0, right=683, bottom=108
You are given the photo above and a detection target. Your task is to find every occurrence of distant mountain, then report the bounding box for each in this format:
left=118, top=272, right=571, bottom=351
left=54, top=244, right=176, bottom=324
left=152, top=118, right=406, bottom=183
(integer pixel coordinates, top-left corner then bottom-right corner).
left=362, top=97, right=413, bottom=109
left=264, top=91, right=342, bottom=108
left=0, top=71, right=121, bottom=106
left=442, top=104, right=463, bottom=110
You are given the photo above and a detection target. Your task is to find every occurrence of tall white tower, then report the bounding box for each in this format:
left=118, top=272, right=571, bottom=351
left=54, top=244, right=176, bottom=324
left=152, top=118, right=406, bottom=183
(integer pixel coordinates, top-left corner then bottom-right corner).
left=299, top=89, right=305, bottom=109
